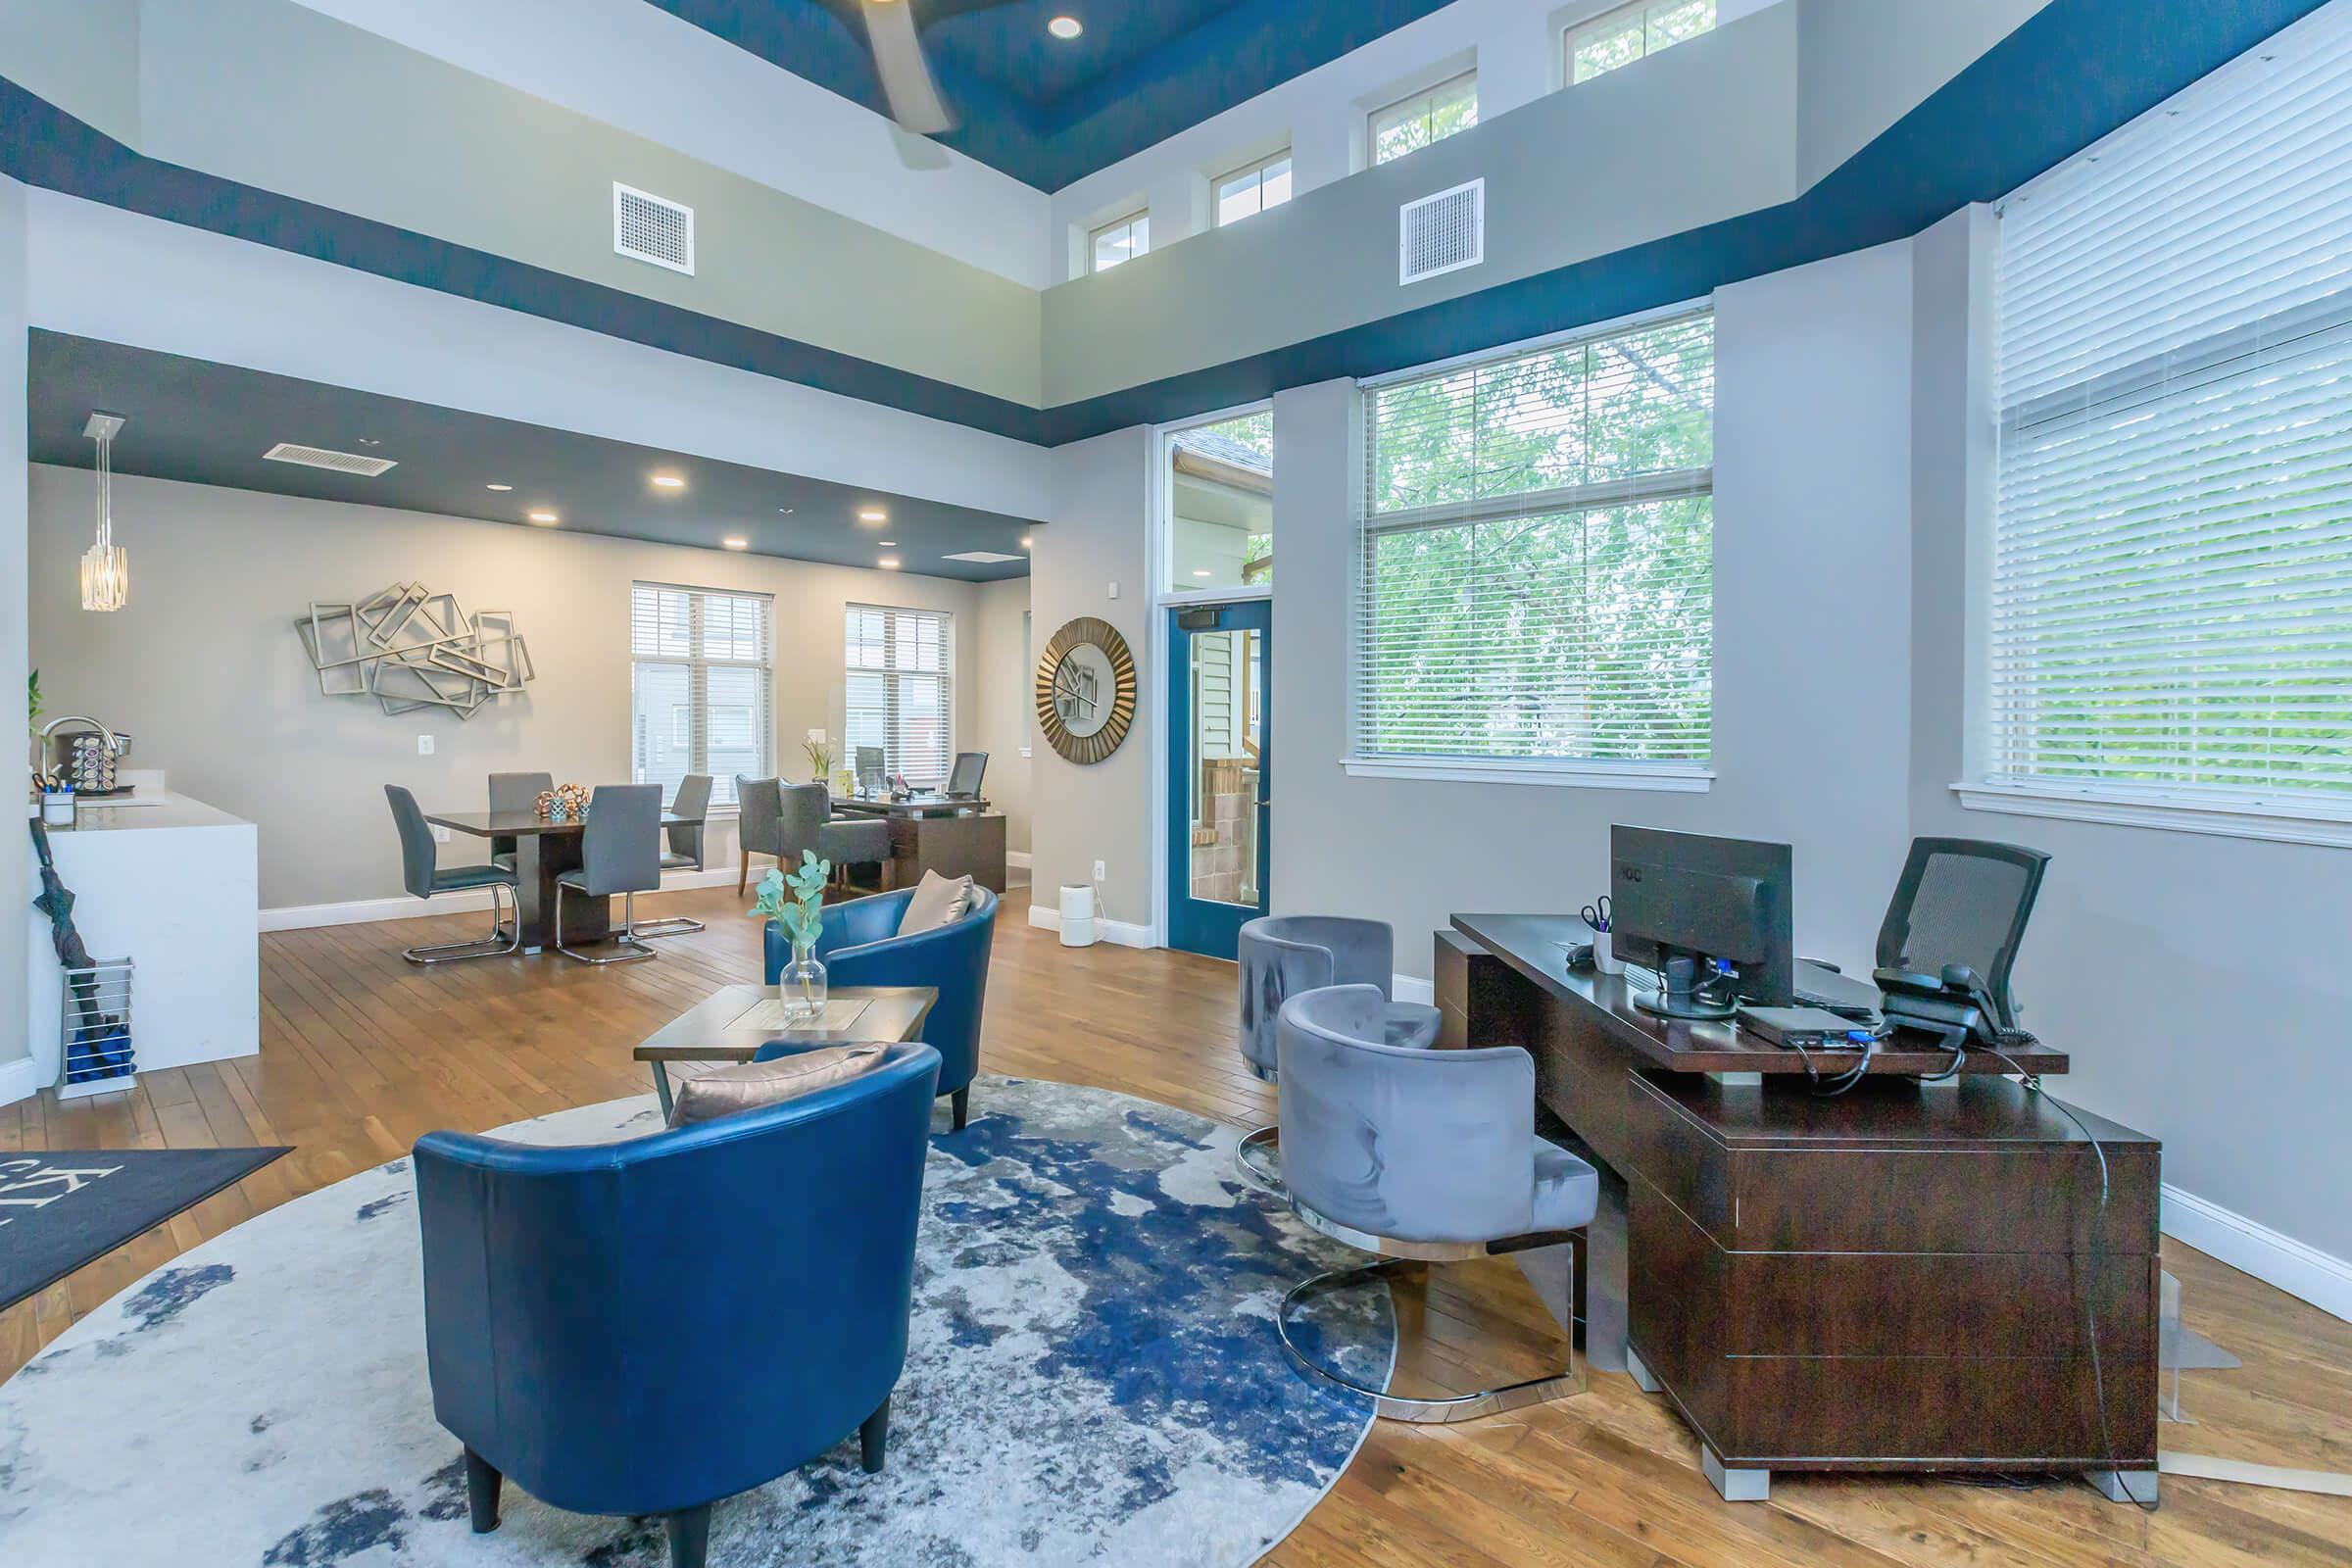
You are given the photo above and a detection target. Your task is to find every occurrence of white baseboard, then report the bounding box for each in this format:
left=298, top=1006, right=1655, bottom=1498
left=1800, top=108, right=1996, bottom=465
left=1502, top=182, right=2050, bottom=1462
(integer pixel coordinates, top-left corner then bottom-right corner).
left=260, top=867, right=742, bottom=933
left=1391, top=974, right=1435, bottom=1005
left=1006, top=851, right=1033, bottom=871
left=1025, top=902, right=1156, bottom=950
left=2163, top=1183, right=2352, bottom=1324
left=0, top=1054, right=41, bottom=1108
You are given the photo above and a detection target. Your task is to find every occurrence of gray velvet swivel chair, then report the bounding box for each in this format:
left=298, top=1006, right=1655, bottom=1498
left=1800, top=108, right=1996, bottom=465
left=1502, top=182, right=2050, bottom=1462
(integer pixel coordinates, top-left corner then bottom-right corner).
left=387, top=785, right=520, bottom=964
left=636, top=774, right=711, bottom=939
left=554, top=784, right=662, bottom=965
left=1274, top=984, right=1598, bottom=1424
left=1235, top=916, right=1438, bottom=1191
left=779, top=783, right=892, bottom=892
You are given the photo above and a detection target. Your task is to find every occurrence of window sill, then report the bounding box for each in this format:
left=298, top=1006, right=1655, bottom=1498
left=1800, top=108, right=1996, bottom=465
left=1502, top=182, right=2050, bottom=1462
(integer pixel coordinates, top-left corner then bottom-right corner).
left=1341, top=757, right=1713, bottom=792
left=1951, top=781, right=2352, bottom=850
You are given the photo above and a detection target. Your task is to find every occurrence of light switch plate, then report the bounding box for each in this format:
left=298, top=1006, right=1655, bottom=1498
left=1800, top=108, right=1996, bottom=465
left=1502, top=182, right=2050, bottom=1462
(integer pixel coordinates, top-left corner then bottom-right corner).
left=431, top=824, right=451, bottom=844
left=416, top=735, right=435, bottom=756
left=1107, top=581, right=1120, bottom=600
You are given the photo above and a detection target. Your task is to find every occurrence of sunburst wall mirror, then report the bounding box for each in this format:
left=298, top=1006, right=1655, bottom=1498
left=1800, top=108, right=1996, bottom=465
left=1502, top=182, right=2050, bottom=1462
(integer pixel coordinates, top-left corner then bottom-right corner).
left=1035, top=616, right=1136, bottom=764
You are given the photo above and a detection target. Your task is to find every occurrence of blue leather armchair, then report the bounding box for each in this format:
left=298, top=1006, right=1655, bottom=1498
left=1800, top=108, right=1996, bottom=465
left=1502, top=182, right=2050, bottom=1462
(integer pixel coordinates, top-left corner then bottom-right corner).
left=413, top=1042, right=942, bottom=1568
left=764, top=885, right=997, bottom=1131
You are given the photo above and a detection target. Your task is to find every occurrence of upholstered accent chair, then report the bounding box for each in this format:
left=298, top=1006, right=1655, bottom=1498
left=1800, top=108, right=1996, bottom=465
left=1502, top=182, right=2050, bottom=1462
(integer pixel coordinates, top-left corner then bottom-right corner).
left=1234, top=916, right=1439, bottom=1191
left=764, top=884, right=998, bottom=1131
left=1273, top=983, right=1597, bottom=1424
left=414, top=1041, right=942, bottom=1568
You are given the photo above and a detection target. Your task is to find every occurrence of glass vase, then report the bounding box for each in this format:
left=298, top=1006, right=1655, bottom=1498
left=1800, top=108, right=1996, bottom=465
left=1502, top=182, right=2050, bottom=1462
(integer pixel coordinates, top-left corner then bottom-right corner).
left=779, top=940, right=828, bottom=1021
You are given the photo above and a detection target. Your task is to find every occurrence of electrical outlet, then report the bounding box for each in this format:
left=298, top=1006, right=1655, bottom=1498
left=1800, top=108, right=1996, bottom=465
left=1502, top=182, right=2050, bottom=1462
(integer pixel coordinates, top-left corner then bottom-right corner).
left=1093, top=859, right=1106, bottom=882
left=416, top=735, right=435, bottom=756
left=431, top=824, right=451, bottom=844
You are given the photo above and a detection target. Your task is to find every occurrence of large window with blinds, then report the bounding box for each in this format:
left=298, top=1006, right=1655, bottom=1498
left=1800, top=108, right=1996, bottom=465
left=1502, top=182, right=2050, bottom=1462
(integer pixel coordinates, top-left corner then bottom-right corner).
left=1349, top=308, right=1715, bottom=782
left=846, top=605, right=955, bottom=789
left=630, top=583, right=773, bottom=808
left=1987, top=5, right=2352, bottom=829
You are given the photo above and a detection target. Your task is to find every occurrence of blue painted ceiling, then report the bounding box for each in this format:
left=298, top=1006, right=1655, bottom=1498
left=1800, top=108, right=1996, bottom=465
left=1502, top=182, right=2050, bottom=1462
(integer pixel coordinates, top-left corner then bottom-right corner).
left=645, top=0, right=1459, bottom=189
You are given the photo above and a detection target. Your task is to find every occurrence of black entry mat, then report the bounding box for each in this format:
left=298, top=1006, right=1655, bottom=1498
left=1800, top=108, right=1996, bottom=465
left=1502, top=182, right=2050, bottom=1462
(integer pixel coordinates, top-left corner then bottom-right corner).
left=0, top=1147, right=292, bottom=1313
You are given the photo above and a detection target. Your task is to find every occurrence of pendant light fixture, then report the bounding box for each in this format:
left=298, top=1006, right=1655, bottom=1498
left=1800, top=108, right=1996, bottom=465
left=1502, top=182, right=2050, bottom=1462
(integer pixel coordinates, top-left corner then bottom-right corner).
left=80, top=412, right=127, bottom=612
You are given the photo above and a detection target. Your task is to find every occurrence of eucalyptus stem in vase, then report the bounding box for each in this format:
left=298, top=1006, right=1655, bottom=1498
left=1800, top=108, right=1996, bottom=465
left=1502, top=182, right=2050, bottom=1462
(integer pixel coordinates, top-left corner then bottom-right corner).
left=752, top=851, right=832, bottom=1020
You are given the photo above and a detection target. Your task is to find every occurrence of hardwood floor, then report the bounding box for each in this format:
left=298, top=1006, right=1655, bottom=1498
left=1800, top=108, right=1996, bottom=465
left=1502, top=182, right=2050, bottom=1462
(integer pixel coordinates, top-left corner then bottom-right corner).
left=4, top=883, right=2348, bottom=1566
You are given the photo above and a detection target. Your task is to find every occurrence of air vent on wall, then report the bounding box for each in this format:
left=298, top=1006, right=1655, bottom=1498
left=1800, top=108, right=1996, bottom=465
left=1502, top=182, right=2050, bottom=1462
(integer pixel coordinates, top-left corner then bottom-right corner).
left=262, top=442, right=397, bottom=477
left=1399, top=177, right=1485, bottom=285
left=943, top=551, right=1024, bottom=564
left=613, top=181, right=695, bottom=274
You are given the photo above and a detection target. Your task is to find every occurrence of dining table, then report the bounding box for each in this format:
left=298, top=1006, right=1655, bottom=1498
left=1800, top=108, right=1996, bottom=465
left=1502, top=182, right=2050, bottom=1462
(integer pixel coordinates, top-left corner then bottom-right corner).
left=422, top=808, right=690, bottom=955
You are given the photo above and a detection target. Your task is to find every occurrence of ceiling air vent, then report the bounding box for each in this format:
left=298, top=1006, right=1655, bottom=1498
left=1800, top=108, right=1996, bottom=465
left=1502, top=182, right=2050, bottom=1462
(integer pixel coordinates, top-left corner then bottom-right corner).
left=943, top=551, right=1024, bottom=564
left=1399, top=178, right=1485, bottom=285
left=262, top=442, right=397, bottom=477
left=613, top=181, right=695, bottom=275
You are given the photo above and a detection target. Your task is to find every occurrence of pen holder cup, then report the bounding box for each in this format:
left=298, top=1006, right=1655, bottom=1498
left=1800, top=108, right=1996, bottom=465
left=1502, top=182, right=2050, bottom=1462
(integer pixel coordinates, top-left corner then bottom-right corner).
left=1592, top=931, right=1624, bottom=976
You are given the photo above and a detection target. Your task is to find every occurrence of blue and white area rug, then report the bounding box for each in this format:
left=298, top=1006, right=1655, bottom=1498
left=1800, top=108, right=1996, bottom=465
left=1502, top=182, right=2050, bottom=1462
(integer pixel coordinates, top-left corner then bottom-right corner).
left=0, top=1077, right=1389, bottom=1567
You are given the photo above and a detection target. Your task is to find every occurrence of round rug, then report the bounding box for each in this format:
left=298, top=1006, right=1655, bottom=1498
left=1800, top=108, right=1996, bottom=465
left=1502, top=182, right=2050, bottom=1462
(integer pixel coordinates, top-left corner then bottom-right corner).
left=0, top=1077, right=1390, bottom=1566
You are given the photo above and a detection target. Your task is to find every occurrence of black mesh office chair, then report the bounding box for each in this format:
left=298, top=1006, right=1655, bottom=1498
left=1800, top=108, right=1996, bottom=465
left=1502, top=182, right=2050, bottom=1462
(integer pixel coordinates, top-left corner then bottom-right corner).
left=1874, top=837, right=2049, bottom=1033
left=946, top=752, right=987, bottom=799
left=856, top=746, right=887, bottom=796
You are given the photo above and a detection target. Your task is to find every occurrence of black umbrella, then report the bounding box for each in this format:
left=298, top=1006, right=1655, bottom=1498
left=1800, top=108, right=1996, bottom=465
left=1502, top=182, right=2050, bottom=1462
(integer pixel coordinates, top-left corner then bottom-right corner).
left=28, top=818, right=131, bottom=1081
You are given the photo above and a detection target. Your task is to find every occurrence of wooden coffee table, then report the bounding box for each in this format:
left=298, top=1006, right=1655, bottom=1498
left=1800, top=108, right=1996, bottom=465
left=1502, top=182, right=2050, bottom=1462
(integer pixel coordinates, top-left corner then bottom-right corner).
left=633, top=984, right=938, bottom=1116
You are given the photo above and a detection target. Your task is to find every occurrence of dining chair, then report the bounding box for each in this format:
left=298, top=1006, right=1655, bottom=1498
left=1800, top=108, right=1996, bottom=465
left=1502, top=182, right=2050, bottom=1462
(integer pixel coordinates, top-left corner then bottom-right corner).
left=554, top=784, right=662, bottom=964
left=487, top=771, right=552, bottom=872
left=386, top=785, right=520, bottom=964
left=736, top=776, right=785, bottom=896
left=637, top=774, right=712, bottom=939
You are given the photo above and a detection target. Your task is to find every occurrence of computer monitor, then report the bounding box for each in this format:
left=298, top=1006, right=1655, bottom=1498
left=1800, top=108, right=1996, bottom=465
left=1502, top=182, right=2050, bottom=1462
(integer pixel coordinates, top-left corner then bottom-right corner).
left=1609, top=826, right=1794, bottom=1019
left=855, top=746, right=886, bottom=795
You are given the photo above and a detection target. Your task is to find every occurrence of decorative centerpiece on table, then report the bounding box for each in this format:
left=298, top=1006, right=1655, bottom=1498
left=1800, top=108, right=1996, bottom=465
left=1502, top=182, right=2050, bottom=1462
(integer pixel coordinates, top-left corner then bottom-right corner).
left=753, top=850, right=831, bottom=1020
left=535, top=782, right=591, bottom=822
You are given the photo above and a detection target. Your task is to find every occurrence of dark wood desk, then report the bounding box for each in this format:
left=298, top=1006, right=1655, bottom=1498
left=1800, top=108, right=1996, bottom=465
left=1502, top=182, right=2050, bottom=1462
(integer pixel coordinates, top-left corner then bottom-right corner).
left=829, top=796, right=1007, bottom=893
left=1440, top=913, right=2159, bottom=1504
left=424, top=808, right=688, bottom=955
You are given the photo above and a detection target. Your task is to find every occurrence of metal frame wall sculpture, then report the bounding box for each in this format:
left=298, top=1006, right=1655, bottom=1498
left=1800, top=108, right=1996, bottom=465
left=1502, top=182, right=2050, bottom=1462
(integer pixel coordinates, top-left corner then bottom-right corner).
left=295, top=583, right=535, bottom=719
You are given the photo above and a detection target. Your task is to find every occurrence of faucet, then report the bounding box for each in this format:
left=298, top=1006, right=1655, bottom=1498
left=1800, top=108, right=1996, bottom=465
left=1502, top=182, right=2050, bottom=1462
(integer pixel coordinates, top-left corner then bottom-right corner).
left=31, top=715, right=121, bottom=786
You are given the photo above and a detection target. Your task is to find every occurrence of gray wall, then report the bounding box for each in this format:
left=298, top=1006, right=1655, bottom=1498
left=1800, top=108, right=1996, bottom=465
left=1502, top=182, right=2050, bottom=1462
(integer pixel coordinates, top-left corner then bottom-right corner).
left=1028, top=429, right=1155, bottom=925
left=0, top=175, right=26, bottom=1076
left=1268, top=238, right=1919, bottom=981
left=26, top=467, right=985, bottom=909
left=0, top=0, right=1043, bottom=405
left=1909, top=209, right=2352, bottom=1265
left=971, top=576, right=1034, bottom=857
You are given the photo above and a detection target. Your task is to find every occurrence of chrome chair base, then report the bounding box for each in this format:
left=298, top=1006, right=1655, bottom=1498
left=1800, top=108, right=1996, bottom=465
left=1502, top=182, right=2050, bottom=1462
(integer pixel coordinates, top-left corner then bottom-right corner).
left=556, top=890, right=660, bottom=965
left=1277, top=1208, right=1585, bottom=1425
left=632, top=913, right=708, bottom=938
left=1236, top=1125, right=1283, bottom=1193
left=405, top=884, right=522, bottom=965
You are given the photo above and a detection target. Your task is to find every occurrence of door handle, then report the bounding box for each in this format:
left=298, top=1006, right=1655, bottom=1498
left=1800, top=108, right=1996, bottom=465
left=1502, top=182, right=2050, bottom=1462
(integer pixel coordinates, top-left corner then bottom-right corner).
left=1256, top=799, right=1271, bottom=808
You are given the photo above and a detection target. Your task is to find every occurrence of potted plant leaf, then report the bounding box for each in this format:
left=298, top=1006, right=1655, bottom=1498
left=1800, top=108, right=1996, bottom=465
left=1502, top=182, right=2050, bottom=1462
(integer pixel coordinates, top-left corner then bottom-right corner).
left=752, top=850, right=832, bottom=1020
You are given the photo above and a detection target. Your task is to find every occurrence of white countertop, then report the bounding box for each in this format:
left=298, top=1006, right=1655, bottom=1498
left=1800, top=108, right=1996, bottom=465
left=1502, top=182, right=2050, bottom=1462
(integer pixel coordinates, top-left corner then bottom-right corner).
left=35, top=789, right=254, bottom=834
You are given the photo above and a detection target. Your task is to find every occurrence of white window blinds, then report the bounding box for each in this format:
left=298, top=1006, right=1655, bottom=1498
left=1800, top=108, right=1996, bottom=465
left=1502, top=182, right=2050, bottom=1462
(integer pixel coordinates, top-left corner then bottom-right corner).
left=1992, top=5, right=2352, bottom=813
left=1352, top=309, right=1715, bottom=775
left=630, top=583, right=773, bottom=808
left=846, top=604, right=955, bottom=788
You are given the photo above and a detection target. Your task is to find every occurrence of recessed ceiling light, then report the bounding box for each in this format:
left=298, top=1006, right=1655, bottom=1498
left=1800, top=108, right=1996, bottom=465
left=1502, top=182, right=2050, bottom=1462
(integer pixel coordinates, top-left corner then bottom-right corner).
left=1193, top=569, right=1211, bottom=577
left=527, top=510, right=560, bottom=524
left=652, top=472, right=685, bottom=489
left=858, top=507, right=888, bottom=523
left=879, top=539, right=898, bottom=547
left=778, top=507, right=795, bottom=514
left=1019, top=535, right=1033, bottom=549
left=485, top=483, right=513, bottom=492
left=879, top=556, right=902, bottom=570
left=1049, top=15, right=1082, bottom=39
left=722, top=536, right=749, bottom=550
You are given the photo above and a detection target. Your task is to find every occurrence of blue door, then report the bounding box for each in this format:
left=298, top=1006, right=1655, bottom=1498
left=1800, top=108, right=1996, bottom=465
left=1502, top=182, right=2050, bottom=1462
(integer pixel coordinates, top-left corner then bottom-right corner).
left=1167, top=601, right=1271, bottom=959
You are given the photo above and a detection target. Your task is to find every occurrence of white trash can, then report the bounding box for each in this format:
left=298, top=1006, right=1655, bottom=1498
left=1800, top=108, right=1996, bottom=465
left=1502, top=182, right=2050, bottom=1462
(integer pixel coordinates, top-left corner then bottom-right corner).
left=1058, top=883, right=1101, bottom=948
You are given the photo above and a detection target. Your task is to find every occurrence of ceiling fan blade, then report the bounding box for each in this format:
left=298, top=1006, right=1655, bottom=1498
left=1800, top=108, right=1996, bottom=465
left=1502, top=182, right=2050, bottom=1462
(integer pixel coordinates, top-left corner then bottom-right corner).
left=859, top=0, right=954, bottom=135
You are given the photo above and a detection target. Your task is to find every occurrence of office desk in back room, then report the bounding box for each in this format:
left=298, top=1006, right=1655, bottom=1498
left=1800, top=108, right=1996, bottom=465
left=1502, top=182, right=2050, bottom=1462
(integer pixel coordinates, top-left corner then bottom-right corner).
left=1441, top=913, right=2160, bottom=1505
left=829, top=797, right=1007, bottom=894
